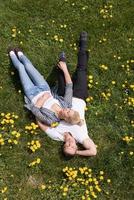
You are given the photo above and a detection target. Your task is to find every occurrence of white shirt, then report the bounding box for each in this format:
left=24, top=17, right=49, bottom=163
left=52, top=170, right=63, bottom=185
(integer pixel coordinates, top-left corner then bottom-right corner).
left=32, top=91, right=60, bottom=110
left=46, top=98, right=89, bottom=144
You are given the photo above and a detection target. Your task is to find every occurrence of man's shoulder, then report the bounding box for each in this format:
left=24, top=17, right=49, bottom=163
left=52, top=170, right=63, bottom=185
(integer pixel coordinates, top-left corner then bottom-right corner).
left=72, top=97, right=86, bottom=106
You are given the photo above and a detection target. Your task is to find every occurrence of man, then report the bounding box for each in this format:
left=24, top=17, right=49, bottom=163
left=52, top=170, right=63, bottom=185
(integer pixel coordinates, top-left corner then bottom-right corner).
left=37, top=32, right=97, bottom=157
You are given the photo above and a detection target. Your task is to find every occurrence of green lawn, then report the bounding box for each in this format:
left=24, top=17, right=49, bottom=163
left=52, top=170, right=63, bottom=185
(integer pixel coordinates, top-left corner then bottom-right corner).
left=0, top=0, right=134, bottom=199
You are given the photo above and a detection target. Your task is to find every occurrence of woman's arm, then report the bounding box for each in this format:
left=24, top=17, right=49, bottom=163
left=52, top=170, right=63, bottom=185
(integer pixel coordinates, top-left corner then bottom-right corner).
left=58, top=61, right=73, bottom=105
left=35, top=93, right=51, bottom=108
left=37, top=120, right=49, bottom=131
left=25, top=95, right=54, bottom=125
left=31, top=105, right=52, bottom=125
left=58, top=61, right=72, bottom=84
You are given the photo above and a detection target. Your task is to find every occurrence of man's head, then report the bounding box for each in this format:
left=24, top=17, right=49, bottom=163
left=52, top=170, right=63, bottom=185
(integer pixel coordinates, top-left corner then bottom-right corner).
left=59, top=108, right=81, bottom=125
left=63, top=132, right=78, bottom=156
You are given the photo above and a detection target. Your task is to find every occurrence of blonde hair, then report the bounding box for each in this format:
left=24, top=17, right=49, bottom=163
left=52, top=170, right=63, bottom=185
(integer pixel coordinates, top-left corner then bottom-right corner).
left=66, top=110, right=84, bottom=126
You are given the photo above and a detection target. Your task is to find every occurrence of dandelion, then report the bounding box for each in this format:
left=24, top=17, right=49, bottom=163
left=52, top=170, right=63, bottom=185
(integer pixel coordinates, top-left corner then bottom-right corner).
left=107, top=179, right=111, bottom=183
left=111, top=81, right=116, bottom=85
left=59, top=38, right=64, bottom=42
left=40, top=184, right=46, bottom=190
left=63, top=192, right=67, bottom=196
left=100, top=64, right=108, bottom=70
left=1, top=186, right=8, bottom=193
left=11, top=71, right=15, bottom=75
left=63, top=187, right=68, bottom=192
left=129, top=151, right=133, bottom=155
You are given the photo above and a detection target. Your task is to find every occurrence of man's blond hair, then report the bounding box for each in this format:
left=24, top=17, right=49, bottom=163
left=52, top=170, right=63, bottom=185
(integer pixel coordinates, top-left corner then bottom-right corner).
left=66, top=110, right=83, bottom=126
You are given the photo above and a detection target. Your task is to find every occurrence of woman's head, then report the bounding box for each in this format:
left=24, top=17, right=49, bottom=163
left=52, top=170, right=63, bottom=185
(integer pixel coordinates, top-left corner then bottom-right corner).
left=59, top=108, right=82, bottom=125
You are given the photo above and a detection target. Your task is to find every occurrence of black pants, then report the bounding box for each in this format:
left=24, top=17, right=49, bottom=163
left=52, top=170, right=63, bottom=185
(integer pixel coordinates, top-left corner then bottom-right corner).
left=57, top=50, right=89, bottom=100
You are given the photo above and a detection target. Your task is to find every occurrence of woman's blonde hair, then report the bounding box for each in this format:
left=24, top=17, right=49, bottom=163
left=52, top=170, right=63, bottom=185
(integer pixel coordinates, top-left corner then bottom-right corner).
left=66, top=110, right=84, bottom=126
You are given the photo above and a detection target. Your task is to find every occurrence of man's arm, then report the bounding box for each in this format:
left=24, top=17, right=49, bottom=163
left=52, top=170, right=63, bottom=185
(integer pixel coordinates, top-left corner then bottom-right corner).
left=76, top=138, right=97, bottom=156
left=37, top=120, right=64, bottom=141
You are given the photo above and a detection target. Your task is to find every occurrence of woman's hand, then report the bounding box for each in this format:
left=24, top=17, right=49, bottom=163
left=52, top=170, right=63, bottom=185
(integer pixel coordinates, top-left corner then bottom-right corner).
left=57, top=61, right=68, bottom=73
left=36, top=120, right=49, bottom=131
left=35, top=93, right=51, bottom=108
left=57, top=61, right=72, bottom=84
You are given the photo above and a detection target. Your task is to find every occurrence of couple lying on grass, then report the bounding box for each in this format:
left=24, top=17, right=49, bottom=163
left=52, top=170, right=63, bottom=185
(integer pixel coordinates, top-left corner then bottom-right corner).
left=9, top=32, right=97, bottom=157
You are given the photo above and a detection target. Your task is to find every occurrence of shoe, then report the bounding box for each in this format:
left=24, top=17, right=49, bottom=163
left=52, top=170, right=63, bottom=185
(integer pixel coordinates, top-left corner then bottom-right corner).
left=59, top=51, right=66, bottom=62
left=14, top=47, right=23, bottom=55
left=7, top=47, right=15, bottom=54
left=79, top=31, right=88, bottom=50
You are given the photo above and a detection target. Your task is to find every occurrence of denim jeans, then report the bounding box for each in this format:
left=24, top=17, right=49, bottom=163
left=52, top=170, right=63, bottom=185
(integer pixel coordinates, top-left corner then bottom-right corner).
left=10, top=53, right=50, bottom=100
left=57, top=50, right=89, bottom=100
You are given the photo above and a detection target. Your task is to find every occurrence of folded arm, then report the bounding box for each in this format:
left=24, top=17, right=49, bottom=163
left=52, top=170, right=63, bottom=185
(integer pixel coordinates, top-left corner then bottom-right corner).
left=34, top=93, right=51, bottom=108
left=31, top=105, right=53, bottom=125
left=76, top=138, right=97, bottom=156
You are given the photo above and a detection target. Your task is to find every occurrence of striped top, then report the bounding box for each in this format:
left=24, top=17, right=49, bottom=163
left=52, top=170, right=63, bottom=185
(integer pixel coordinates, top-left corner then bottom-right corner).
left=24, top=83, right=73, bottom=125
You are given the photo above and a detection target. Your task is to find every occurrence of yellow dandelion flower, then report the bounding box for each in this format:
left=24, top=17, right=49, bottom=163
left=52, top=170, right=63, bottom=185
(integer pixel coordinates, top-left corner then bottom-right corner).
left=36, top=158, right=41, bottom=164
left=63, top=187, right=68, bottom=192
left=41, top=184, right=46, bottom=190
left=107, top=179, right=111, bottom=183
left=112, top=81, right=116, bottom=85
left=13, top=140, right=18, bottom=145
left=129, top=151, right=133, bottom=155
left=59, top=38, right=63, bottom=42
left=1, top=186, right=8, bottom=193
left=99, top=176, right=104, bottom=180
left=63, top=192, right=67, bottom=196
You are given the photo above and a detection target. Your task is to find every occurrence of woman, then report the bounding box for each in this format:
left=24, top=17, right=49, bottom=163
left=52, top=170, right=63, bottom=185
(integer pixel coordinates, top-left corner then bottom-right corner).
left=9, top=49, right=81, bottom=126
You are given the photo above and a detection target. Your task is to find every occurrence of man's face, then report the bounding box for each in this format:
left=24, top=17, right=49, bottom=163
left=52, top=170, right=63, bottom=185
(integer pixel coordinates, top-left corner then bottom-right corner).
left=63, top=133, right=78, bottom=156
left=59, top=108, right=74, bottom=120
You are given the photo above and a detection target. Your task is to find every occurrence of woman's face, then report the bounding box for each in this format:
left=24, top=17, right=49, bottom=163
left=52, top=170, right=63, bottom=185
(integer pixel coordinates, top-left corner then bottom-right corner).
left=63, top=133, right=78, bottom=156
left=59, top=108, right=75, bottom=120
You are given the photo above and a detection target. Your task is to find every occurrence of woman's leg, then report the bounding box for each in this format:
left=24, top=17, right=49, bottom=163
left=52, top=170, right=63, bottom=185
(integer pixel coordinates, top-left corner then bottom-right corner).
left=9, top=51, right=35, bottom=97
left=72, top=49, right=89, bottom=100
left=17, top=52, right=50, bottom=90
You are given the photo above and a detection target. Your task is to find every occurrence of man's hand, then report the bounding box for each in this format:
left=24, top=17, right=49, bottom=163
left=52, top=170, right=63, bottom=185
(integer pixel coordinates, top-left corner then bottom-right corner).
left=75, top=138, right=97, bottom=156
left=35, top=93, right=51, bottom=108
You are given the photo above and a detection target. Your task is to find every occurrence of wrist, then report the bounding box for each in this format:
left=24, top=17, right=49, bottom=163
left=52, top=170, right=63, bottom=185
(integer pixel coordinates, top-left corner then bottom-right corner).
left=35, top=105, right=41, bottom=108
left=62, top=68, right=68, bottom=74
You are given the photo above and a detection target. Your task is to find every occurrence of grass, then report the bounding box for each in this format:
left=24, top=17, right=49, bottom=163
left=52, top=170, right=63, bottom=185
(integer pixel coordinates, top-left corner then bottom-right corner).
left=0, top=0, right=134, bottom=199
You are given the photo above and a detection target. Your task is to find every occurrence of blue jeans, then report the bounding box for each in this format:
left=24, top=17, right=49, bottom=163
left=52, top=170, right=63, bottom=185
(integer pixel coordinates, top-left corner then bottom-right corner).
left=10, top=53, right=51, bottom=100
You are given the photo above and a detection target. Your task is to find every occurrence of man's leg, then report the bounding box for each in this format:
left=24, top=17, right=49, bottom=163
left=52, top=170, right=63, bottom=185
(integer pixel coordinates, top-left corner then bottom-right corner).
left=17, top=51, right=50, bottom=91
left=9, top=51, right=35, bottom=97
left=72, top=50, right=89, bottom=100
left=56, top=52, right=66, bottom=96
left=72, top=32, right=89, bottom=100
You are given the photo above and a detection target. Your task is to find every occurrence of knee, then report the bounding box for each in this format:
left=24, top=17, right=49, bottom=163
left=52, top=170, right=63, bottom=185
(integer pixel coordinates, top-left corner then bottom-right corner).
left=17, top=63, right=25, bottom=70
